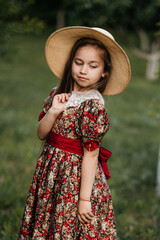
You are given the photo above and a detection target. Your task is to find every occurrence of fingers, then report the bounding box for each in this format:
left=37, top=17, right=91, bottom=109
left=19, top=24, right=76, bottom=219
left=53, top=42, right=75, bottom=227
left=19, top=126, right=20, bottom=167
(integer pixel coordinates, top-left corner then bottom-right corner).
left=78, top=212, right=94, bottom=224
left=78, top=214, right=85, bottom=224
left=57, top=93, right=71, bottom=103
left=87, top=212, right=94, bottom=218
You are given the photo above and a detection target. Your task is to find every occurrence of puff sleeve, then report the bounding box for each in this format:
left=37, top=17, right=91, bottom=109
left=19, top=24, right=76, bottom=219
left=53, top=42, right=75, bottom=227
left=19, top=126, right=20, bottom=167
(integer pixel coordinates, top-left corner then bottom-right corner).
left=38, top=87, right=56, bottom=121
left=77, top=99, right=110, bottom=151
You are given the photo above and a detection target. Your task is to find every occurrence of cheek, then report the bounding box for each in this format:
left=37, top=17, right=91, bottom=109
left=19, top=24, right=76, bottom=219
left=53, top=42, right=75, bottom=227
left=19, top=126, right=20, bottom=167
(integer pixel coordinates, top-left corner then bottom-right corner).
left=71, top=63, right=77, bottom=74
left=95, top=69, right=103, bottom=77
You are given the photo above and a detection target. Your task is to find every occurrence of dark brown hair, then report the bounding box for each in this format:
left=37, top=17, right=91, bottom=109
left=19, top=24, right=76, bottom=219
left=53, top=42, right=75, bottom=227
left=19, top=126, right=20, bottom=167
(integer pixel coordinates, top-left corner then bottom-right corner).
left=54, top=37, right=112, bottom=95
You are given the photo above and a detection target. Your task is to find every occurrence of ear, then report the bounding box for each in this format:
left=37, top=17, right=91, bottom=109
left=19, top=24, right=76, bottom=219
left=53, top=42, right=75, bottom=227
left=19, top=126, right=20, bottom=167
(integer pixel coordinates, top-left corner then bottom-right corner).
left=102, top=72, right=107, bottom=78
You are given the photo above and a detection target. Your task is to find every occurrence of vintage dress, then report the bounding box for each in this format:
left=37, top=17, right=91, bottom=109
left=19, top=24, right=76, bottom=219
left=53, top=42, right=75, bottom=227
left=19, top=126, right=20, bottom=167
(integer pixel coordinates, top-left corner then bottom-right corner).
left=18, top=89, right=117, bottom=239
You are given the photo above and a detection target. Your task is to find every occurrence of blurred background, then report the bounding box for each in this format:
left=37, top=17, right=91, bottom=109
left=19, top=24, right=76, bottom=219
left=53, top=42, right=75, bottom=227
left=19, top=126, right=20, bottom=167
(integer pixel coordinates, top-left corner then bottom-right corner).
left=0, top=0, right=160, bottom=239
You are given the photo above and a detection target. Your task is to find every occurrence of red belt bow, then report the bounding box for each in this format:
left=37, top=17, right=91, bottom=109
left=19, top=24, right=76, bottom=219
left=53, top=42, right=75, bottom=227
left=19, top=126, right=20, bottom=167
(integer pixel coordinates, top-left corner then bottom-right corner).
left=99, top=147, right=111, bottom=179
left=47, top=132, right=111, bottom=179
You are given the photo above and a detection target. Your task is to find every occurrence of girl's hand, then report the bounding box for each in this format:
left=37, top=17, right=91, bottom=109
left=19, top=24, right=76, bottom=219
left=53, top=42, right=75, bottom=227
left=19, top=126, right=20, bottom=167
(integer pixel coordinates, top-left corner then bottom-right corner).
left=77, top=200, right=94, bottom=224
left=51, top=93, right=71, bottom=113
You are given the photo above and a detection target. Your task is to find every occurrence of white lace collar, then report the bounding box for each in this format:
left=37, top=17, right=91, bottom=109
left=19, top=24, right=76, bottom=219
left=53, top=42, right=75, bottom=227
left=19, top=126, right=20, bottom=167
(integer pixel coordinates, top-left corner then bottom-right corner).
left=65, top=89, right=104, bottom=109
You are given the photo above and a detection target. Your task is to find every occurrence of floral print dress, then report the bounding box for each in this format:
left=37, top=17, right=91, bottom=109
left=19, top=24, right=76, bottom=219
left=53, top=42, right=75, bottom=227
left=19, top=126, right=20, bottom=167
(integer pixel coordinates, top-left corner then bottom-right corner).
left=18, top=89, right=117, bottom=239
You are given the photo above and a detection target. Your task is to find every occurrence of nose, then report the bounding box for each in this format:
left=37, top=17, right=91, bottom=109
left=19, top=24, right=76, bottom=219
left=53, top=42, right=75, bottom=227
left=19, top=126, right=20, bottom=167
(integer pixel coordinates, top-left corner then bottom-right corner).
left=80, top=64, right=88, bottom=75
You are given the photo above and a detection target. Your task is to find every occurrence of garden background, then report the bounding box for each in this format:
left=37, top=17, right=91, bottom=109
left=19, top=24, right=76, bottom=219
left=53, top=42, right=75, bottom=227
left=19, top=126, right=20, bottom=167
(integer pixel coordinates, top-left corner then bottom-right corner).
left=0, top=0, right=160, bottom=239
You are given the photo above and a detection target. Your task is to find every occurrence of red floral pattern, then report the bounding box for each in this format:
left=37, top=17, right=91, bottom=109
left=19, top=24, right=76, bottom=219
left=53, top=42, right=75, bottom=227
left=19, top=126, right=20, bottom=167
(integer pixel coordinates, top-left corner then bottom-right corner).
left=18, top=89, right=117, bottom=239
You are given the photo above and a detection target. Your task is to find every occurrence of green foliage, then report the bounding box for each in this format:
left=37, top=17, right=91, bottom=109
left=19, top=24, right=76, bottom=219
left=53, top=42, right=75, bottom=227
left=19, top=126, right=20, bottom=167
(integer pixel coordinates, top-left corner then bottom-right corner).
left=0, top=34, right=160, bottom=239
left=65, top=0, right=160, bottom=33
left=1, top=0, right=159, bottom=60
left=24, top=0, right=160, bottom=35
left=0, top=0, right=45, bottom=59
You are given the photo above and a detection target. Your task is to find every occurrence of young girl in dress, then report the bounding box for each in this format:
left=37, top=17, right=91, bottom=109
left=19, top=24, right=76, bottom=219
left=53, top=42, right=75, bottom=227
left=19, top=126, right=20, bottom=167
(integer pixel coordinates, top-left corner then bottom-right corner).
left=18, top=26, right=131, bottom=239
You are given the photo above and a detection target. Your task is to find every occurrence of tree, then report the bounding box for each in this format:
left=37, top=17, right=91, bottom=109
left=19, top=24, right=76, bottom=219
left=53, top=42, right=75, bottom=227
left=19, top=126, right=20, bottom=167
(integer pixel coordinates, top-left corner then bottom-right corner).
left=0, top=0, right=45, bottom=59
left=29, top=0, right=75, bottom=29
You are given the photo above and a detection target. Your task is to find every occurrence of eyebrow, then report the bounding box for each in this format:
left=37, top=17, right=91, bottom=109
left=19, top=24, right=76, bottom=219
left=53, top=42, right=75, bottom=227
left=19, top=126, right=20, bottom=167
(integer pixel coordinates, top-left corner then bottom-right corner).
left=75, top=58, right=99, bottom=64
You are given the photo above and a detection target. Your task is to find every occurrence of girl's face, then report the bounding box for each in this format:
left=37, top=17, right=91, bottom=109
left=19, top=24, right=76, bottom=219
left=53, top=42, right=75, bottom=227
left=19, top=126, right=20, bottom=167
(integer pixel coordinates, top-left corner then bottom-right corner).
left=71, top=45, right=106, bottom=92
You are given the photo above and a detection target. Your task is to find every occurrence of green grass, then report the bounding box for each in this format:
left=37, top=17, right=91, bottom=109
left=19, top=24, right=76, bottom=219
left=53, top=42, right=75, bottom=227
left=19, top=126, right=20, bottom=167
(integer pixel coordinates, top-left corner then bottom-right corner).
left=0, top=34, right=160, bottom=239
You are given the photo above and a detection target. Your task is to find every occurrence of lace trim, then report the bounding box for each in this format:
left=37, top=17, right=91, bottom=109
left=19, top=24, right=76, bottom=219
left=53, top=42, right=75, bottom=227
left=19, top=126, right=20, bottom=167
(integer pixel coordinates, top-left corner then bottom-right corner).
left=65, top=89, right=104, bottom=109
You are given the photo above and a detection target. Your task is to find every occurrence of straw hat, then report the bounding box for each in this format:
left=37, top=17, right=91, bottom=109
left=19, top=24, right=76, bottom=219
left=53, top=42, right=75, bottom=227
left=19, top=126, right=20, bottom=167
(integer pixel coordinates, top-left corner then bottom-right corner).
left=45, top=26, right=131, bottom=96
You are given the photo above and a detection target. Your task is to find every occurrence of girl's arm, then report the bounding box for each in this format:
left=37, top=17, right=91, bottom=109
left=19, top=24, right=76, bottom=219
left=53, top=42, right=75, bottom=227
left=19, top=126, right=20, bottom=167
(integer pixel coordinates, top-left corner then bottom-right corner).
left=37, top=108, right=60, bottom=140
left=37, top=93, right=71, bottom=140
left=80, top=147, right=99, bottom=199
left=78, top=147, right=99, bottom=224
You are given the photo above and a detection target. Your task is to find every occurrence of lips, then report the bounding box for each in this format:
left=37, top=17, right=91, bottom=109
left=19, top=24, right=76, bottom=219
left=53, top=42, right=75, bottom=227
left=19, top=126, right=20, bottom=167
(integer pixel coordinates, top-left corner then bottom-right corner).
left=78, top=76, right=88, bottom=81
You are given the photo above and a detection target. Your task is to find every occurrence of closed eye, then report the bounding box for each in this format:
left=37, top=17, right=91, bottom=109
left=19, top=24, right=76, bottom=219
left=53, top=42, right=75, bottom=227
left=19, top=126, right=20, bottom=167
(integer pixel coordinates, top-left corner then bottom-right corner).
left=90, top=65, right=97, bottom=68
left=75, top=61, right=83, bottom=65
left=74, top=59, right=83, bottom=65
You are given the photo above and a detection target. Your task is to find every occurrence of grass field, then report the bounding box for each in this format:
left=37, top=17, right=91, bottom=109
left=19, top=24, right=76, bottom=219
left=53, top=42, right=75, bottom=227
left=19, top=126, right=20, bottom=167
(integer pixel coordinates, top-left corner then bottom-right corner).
left=0, top=33, right=160, bottom=240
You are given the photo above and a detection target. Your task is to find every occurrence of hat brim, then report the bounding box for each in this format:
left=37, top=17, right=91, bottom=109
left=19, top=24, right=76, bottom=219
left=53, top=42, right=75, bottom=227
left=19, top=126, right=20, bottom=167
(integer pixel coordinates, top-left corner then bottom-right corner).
left=45, top=26, right=131, bottom=96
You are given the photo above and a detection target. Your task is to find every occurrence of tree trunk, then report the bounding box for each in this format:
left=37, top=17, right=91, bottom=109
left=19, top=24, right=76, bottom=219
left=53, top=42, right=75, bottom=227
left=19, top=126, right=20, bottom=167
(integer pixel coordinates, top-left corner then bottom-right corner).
left=138, top=29, right=150, bottom=52
left=146, top=41, right=159, bottom=80
left=57, top=3, right=65, bottom=29
left=156, top=145, right=160, bottom=199
left=132, top=31, right=160, bottom=81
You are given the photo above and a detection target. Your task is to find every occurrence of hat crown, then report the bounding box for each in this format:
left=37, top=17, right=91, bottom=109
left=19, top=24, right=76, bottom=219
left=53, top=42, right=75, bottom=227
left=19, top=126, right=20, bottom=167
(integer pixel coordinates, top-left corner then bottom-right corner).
left=92, top=27, right=115, bottom=41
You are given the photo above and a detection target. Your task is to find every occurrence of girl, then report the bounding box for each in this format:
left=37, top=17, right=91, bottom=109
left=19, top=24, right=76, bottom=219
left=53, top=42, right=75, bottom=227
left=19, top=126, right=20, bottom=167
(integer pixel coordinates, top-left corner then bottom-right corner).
left=18, top=26, right=131, bottom=239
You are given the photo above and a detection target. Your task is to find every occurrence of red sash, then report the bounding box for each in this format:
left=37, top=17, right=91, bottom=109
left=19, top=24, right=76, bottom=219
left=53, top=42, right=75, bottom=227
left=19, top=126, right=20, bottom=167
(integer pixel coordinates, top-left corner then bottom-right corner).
left=47, top=131, right=111, bottom=179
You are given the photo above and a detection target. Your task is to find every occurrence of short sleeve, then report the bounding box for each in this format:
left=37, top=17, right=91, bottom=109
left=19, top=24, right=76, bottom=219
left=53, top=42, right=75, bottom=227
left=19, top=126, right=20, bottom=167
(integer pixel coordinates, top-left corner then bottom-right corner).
left=77, top=99, right=110, bottom=151
left=38, top=87, right=56, bottom=121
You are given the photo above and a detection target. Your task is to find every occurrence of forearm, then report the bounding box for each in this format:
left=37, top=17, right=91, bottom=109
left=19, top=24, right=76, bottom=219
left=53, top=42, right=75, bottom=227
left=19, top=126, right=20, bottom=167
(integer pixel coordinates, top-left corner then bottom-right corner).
left=37, top=108, right=60, bottom=140
left=79, top=148, right=99, bottom=200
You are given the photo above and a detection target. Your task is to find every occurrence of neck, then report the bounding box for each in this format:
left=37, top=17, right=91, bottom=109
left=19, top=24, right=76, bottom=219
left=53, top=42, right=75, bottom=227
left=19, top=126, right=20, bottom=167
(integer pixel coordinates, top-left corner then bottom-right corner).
left=73, top=84, right=94, bottom=92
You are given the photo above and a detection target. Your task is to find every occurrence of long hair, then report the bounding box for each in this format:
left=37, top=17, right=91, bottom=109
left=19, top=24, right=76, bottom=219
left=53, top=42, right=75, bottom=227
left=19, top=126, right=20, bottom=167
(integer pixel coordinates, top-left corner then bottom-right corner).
left=54, top=37, right=112, bottom=95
